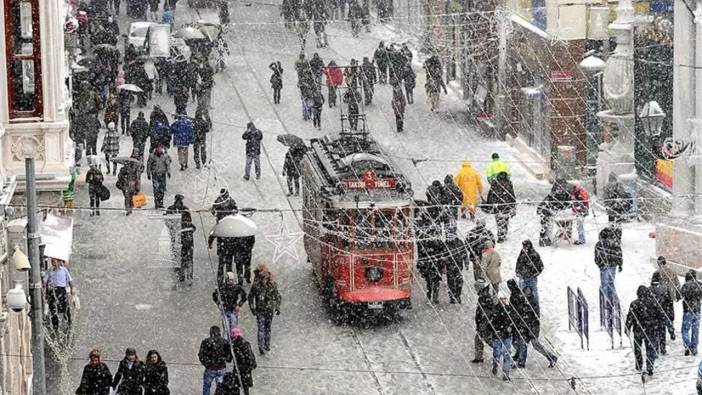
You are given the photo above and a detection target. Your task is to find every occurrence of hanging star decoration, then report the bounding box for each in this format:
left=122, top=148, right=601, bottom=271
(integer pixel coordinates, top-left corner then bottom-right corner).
left=265, top=217, right=304, bottom=264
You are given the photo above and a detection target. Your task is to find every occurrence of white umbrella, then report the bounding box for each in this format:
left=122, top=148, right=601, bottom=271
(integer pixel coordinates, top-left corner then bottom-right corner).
left=117, top=83, right=144, bottom=93
left=212, top=214, right=258, bottom=237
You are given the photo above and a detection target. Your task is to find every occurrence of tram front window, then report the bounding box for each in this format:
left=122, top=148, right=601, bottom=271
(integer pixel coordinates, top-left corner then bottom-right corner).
left=353, top=209, right=395, bottom=248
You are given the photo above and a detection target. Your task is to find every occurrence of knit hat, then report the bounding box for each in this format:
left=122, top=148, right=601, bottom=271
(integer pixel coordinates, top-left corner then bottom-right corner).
left=657, top=256, right=667, bottom=265
left=230, top=327, right=243, bottom=338
left=107, top=122, right=116, bottom=130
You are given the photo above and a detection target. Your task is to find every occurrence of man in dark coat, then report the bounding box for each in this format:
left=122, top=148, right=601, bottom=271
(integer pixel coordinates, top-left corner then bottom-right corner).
left=216, top=327, right=257, bottom=395
left=625, top=286, right=658, bottom=374
left=466, top=219, right=495, bottom=272
left=211, top=188, right=238, bottom=220
left=129, top=111, right=150, bottom=161
left=444, top=233, right=467, bottom=304
left=112, top=348, right=145, bottom=394
left=595, top=226, right=623, bottom=328
left=471, top=280, right=495, bottom=364
left=242, top=122, right=263, bottom=180
left=491, top=292, right=516, bottom=381
left=361, top=56, right=376, bottom=105
left=391, top=84, right=406, bottom=133
left=213, top=272, right=248, bottom=335
left=199, top=326, right=233, bottom=395
left=442, top=174, right=463, bottom=220
left=209, top=225, right=237, bottom=285
left=76, top=349, right=112, bottom=395
left=515, top=240, right=544, bottom=304
left=193, top=109, right=211, bottom=169
left=82, top=114, right=102, bottom=158
left=508, top=279, right=557, bottom=368
left=650, top=272, right=673, bottom=355
left=373, top=41, right=389, bottom=84
left=425, top=180, right=445, bottom=223
left=249, top=268, right=282, bottom=355
left=233, top=235, right=256, bottom=285
left=417, top=227, right=443, bottom=304
left=681, top=270, right=702, bottom=356
left=486, top=171, right=516, bottom=243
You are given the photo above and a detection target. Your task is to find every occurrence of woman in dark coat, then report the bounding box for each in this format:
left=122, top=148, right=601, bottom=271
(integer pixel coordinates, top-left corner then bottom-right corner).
left=486, top=171, right=516, bottom=243
left=85, top=158, right=105, bottom=217
left=143, top=350, right=169, bottom=394
left=76, top=349, right=112, bottom=395
left=269, top=61, right=283, bottom=104
left=112, top=348, right=145, bottom=395
left=116, top=156, right=144, bottom=216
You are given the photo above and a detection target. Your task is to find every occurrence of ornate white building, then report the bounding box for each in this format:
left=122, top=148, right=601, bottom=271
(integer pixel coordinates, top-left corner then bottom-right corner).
left=0, top=0, right=72, bottom=392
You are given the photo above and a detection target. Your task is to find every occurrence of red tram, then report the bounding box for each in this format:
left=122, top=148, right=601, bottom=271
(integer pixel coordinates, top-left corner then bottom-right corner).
left=301, top=116, right=415, bottom=319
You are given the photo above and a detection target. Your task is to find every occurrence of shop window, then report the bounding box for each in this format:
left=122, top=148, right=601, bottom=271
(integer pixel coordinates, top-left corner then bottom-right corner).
left=4, top=0, right=43, bottom=119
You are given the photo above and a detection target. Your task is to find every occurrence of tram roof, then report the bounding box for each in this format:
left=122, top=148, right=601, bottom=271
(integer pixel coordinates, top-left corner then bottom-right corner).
left=305, top=134, right=414, bottom=205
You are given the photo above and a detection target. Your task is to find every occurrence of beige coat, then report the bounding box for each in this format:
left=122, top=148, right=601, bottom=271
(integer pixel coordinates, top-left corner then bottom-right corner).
left=479, top=241, right=502, bottom=285
left=657, top=265, right=681, bottom=300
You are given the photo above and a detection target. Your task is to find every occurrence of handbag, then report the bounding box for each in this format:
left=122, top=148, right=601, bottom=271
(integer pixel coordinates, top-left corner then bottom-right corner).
left=132, top=192, right=147, bottom=208
left=98, top=185, right=111, bottom=201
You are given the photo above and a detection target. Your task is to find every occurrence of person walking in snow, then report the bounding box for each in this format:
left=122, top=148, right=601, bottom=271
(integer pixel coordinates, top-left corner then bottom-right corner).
left=485, top=172, right=516, bottom=243
left=515, top=240, right=544, bottom=304
left=76, top=349, right=113, bottom=395
left=491, top=292, right=516, bottom=381
left=249, top=265, right=282, bottom=355
left=391, top=85, right=406, bottom=133
left=323, top=60, right=343, bottom=107
left=466, top=219, right=495, bottom=274
left=269, top=61, right=284, bottom=104
left=508, top=279, right=557, bottom=368
left=454, top=160, right=483, bottom=220
left=216, top=328, right=257, bottom=395
left=193, top=108, right=211, bottom=169
left=101, top=122, right=120, bottom=176
left=146, top=144, right=171, bottom=209
left=86, top=157, right=105, bottom=217
left=282, top=149, right=301, bottom=196
left=442, top=174, right=463, bottom=221
left=242, top=122, right=263, bottom=180
left=170, top=113, right=194, bottom=171
left=143, top=350, right=169, bottom=394
left=373, top=41, right=389, bottom=84
left=311, top=90, right=325, bottom=129
left=654, top=256, right=681, bottom=341
left=681, top=270, right=702, bottom=356
left=650, top=272, right=673, bottom=355
left=471, top=279, right=496, bottom=364
left=625, top=286, right=659, bottom=375
left=112, top=348, right=145, bottom=394
left=444, top=233, right=467, bottom=304
left=479, top=240, right=501, bottom=292
left=213, top=272, right=248, bottom=335
left=595, top=226, right=623, bottom=328
left=199, top=326, right=233, bottom=395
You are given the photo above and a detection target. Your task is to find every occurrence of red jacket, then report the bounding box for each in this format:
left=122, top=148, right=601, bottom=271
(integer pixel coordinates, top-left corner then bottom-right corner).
left=323, top=67, right=343, bottom=87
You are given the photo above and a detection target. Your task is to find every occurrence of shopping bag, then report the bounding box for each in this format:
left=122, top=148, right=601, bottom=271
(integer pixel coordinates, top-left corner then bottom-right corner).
left=98, top=185, right=111, bottom=201
left=132, top=192, right=147, bottom=208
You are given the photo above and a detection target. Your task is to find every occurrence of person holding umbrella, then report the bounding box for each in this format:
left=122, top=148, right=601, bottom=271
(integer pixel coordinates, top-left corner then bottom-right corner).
left=282, top=148, right=301, bottom=196
left=171, top=113, right=194, bottom=171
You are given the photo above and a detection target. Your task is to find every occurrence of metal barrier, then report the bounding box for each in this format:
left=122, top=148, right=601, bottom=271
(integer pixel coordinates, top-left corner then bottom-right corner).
left=567, top=286, right=590, bottom=350
left=599, top=287, right=623, bottom=349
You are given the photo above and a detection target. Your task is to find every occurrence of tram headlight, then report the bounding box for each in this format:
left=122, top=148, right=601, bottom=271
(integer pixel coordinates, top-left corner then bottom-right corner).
left=365, top=266, right=383, bottom=282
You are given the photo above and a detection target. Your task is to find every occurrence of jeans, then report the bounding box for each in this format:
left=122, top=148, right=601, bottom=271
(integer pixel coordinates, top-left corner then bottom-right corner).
left=519, top=277, right=539, bottom=306
left=492, top=336, right=512, bottom=377
left=600, top=267, right=618, bottom=325
left=202, top=368, right=225, bottom=395
left=89, top=190, right=100, bottom=212
left=120, top=110, right=130, bottom=134
left=287, top=176, right=300, bottom=195
left=244, top=155, right=261, bottom=179
left=633, top=332, right=658, bottom=372
left=257, top=314, right=273, bottom=352
left=152, top=173, right=167, bottom=208
left=575, top=215, right=586, bottom=243
left=223, top=310, right=239, bottom=339
left=122, top=190, right=134, bottom=214
left=273, top=87, right=281, bottom=104
left=683, top=311, right=700, bottom=351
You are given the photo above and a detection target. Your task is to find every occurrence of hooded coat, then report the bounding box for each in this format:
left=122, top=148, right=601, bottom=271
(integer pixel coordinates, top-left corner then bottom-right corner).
left=112, top=356, right=145, bottom=395
left=508, top=279, right=539, bottom=342
left=442, top=175, right=463, bottom=208
left=681, top=271, right=702, bottom=314
left=242, top=125, right=263, bottom=157
left=466, top=222, right=495, bottom=266
left=515, top=241, right=544, bottom=279
left=454, top=161, right=483, bottom=207
left=170, top=116, right=194, bottom=147
left=479, top=240, right=501, bottom=285
left=625, top=286, right=657, bottom=337
left=475, top=283, right=496, bottom=342
left=486, top=172, right=516, bottom=215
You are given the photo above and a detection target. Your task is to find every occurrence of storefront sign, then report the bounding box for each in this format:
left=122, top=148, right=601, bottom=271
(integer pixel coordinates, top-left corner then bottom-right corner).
left=656, top=158, right=672, bottom=190
left=551, top=70, right=573, bottom=81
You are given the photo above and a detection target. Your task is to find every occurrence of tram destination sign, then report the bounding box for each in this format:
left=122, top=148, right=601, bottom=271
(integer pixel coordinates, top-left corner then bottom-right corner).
left=341, top=171, right=397, bottom=189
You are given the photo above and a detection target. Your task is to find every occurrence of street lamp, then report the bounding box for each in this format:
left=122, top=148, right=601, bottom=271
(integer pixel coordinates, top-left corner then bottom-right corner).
left=639, top=100, right=666, bottom=137
left=579, top=55, right=606, bottom=74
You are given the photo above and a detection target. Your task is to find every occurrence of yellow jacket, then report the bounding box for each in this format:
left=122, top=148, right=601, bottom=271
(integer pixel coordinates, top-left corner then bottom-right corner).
left=454, top=161, right=483, bottom=206
left=486, top=159, right=511, bottom=183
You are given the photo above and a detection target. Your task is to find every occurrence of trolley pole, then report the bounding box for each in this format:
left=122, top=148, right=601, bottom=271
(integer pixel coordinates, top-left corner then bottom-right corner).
left=26, top=156, right=46, bottom=394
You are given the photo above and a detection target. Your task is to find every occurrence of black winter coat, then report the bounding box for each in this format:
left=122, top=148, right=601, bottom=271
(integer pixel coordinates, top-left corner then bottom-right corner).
left=198, top=335, right=232, bottom=370
left=625, top=287, right=658, bottom=337
left=416, top=238, right=444, bottom=280
left=443, top=237, right=468, bottom=271
left=193, top=114, right=211, bottom=144
left=442, top=182, right=463, bottom=207
left=231, top=337, right=257, bottom=388
left=283, top=151, right=301, bottom=178
left=508, top=279, right=539, bottom=342
left=76, top=362, right=112, bottom=395
left=491, top=302, right=516, bottom=339
left=213, top=282, right=248, bottom=312
left=112, top=359, right=145, bottom=395
left=476, top=286, right=496, bottom=342
left=486, top=173, right=516, bottom=214
left=130, top=117, right=150, bottom=146
left=594, top=239, right=623, bottom=270
left=681, top=278, right=702, bottom=314
left=143, top=361, right=169, bottom=394
left=649, top=283, right=673, bottom=327
left=515, top=248, right=544, bottom=278
left=242, top=127, right=263, bottom=156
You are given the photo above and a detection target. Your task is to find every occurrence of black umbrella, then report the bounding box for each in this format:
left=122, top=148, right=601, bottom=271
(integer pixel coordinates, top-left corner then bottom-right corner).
left=276, top=134, right=304, bottom=147
left=76, top=57, right=98, bottom=68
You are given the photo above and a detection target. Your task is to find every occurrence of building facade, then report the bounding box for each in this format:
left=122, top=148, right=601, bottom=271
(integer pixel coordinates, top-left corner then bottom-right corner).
left=0, top=0, right=72, bottom=392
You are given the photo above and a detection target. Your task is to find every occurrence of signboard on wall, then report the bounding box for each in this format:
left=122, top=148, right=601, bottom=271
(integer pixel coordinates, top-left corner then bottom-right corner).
left=656, top=158, right=672, bottom=190
left=551, top=70, right=573, bottom=81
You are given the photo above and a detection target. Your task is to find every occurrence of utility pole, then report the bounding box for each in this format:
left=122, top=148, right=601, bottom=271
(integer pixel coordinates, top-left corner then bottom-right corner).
left=25, top=154, right=46, bottom=394
left=495, top=5, right=509, bottom=138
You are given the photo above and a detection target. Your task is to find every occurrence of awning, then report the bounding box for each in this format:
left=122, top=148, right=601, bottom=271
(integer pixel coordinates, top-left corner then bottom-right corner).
left=40, top=214, right=73, bottom=262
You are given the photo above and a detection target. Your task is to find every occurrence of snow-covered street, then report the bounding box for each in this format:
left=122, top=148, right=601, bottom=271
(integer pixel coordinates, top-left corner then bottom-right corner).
left=56, top=2, right=699, bottom=394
